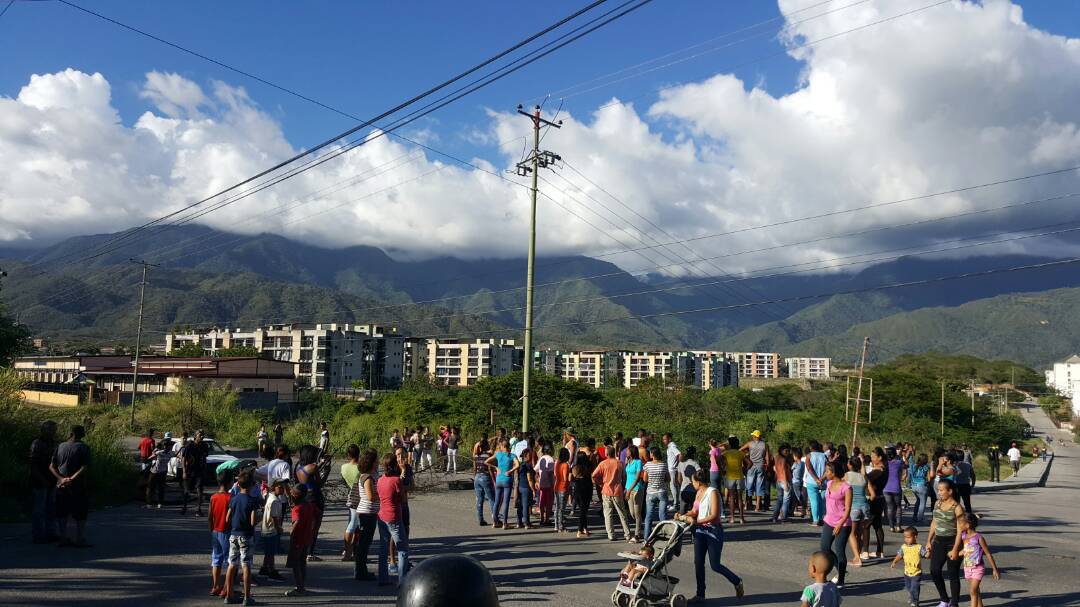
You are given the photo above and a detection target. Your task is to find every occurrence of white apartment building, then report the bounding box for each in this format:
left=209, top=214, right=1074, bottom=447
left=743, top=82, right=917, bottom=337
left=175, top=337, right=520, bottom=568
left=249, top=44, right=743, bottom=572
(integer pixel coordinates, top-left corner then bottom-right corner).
left=165, top=323, right=405, bottom=390
left=421, top=338, right=522, bottom=387
left=733, top=352, right=781, bottom=378
left=1045, top=354, right=1080, bottom=415
left=620, top=351, right=693, bottom=388
left=785, top=357, right=832, bottom=380
left=691, top=351, right=739, bottom=389
left=534, top=350, right=622, bottom=389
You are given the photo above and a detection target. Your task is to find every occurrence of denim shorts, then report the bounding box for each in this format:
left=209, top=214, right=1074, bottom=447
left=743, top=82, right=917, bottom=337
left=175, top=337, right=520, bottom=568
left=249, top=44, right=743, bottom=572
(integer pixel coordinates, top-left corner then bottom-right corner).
left=850, top=503, right=870, bottom=521
left=211, top=530, right=229, bottom=567
left=723, top=478, right=744, bottom=492
left=345, top=508, right=360, bottom=534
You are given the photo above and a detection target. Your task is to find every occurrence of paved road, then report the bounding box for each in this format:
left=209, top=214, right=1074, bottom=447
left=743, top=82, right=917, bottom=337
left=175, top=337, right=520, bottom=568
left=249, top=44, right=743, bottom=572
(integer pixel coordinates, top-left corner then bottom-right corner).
left=3, top=410, right=1078, bottom=606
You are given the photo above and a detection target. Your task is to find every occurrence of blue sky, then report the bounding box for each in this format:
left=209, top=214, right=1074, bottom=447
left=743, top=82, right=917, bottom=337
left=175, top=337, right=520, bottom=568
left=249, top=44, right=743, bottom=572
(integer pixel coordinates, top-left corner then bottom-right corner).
left=3, top=0, right=1080, bottom=270
left=1, top=0, right=822, bottom=160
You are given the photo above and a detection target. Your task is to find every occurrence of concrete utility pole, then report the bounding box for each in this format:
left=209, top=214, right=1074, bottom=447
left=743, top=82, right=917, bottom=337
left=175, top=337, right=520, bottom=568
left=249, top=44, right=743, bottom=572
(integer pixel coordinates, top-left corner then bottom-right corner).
left=970, top=378, right=976, bottom=428
left=515, top=104, right=561, bottom=434
left=851, top=336, right=871, bottom=447
left=941, top=379, right=945, bottom=437
left=129, top=259, right=159, bottom=430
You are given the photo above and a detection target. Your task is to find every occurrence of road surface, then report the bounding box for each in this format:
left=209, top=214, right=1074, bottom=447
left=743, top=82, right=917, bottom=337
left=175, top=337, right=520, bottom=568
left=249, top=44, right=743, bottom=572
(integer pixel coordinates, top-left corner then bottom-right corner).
left=3, top=407, right=1077, bottom=606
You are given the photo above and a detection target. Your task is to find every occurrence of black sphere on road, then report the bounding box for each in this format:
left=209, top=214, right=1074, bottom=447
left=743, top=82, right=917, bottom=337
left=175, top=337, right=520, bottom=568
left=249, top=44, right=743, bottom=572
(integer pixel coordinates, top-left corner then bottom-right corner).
left=396, top=554, right=499, bottom=607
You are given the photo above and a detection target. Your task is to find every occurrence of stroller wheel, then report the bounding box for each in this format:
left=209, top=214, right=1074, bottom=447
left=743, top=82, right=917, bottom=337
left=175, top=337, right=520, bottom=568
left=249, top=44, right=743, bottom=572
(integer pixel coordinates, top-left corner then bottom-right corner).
left=633, top=599, right=650, bottom=607
left=670, top=594, right=687, bottom=607
left=611, top=591, right=620, bottom=606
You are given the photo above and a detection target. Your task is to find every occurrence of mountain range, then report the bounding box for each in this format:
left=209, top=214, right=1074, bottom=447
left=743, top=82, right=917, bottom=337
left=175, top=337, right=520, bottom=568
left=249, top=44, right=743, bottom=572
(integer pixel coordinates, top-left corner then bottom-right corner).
left=3, top=225, right=1079, bottom=368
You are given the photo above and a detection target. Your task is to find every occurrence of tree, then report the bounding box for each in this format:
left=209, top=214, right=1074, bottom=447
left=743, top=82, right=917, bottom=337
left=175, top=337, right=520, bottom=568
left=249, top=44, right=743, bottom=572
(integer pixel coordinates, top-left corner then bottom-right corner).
left=169, top=342, right=206, bottom=357
left=351, top=379, right=366, bottom=391
left=0, top=304, right=31, bottom=366
left=216, top=345, right=260, bottom=358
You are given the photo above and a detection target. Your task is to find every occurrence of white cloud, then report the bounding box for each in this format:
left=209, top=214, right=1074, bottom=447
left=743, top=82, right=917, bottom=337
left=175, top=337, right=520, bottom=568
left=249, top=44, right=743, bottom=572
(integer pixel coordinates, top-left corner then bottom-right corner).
left=2, top=1, right=1080, bottom=279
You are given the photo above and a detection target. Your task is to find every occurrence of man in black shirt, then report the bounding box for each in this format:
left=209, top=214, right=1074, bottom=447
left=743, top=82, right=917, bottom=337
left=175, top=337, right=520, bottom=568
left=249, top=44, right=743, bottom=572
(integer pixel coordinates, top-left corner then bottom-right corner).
left=50, top=425, right=91, bottom=547
left=30, top=420, right=58, bottom=544
left=987, top=445, right=1002, bottom=482
left=181, top=430, right=209, bottom=516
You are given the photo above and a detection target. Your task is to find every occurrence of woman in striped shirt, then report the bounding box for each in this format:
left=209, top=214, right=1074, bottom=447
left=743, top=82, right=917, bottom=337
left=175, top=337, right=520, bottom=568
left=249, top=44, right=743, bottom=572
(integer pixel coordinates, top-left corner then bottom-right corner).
left=642, top=447, right=670, bottom=540
left=352, top=449, right=379, bottom=581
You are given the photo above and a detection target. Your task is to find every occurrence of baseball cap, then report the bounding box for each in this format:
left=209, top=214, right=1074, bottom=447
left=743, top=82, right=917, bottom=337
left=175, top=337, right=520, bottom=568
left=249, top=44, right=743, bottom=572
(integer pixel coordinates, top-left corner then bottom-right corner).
left=163, top=431, right=173, bottom=440
left=750, top=430, right=761, bottom=438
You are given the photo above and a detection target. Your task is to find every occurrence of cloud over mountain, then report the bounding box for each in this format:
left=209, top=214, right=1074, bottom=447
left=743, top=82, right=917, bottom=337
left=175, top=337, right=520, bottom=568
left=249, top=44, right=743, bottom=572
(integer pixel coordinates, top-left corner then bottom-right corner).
left=2, top=1, right=1079, bottom=276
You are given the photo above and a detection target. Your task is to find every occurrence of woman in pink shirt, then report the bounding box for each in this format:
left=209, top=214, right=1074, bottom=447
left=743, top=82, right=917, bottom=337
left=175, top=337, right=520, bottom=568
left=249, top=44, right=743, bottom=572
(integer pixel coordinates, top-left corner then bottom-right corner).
left=819, top=461, right=853, bottom=589
left=708, top=438, right=723, bottom=491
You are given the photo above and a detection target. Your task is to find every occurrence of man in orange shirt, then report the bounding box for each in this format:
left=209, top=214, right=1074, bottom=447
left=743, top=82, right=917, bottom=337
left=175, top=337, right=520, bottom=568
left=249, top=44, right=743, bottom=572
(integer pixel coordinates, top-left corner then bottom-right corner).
left=591, top=445, right=632, bottom=541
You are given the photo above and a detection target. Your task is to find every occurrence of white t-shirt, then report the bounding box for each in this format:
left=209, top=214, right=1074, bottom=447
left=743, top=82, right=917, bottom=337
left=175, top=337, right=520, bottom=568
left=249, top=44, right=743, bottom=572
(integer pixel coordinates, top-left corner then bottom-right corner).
left=666, top=442, right=681, bottom=469
left=1007, top=447, right=1021, bottom=462
left=262, top=493, right=283, bottom=536
left=262, top=458, right=292, bottom=482
left=319, top=430, right=330, bottom=451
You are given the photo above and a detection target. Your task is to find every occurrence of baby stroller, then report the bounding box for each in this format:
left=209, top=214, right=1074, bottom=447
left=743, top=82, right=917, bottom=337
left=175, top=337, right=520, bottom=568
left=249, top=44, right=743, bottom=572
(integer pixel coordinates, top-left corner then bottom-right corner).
left=611, top=519, right=691, bottom=607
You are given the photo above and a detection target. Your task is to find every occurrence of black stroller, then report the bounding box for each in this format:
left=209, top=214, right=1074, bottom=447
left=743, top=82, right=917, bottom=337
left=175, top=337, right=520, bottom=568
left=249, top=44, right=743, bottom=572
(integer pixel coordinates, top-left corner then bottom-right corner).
left=611, top=519, right=691, bottom=607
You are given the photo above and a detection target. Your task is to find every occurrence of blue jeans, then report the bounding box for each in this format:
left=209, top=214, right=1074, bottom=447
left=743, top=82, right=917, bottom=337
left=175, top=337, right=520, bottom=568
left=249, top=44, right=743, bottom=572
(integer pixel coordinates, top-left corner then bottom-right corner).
left=644, top=492, right=667, bottom=540
left=377, top=520, right=409, bottom=585
left=806, top=483, right=826, bottom=523
left=911, top=484, right=928, bottom=524
left=32, top=487, right=56, bottom=542
left=494, top=482, right=512, bottom=526
left=516, top=483, right=533, bottom=526
left=791, top=480, right=804, bottom=512
left=771, top=480, right=791, bottom=520
left=554, top=491, right=568, bottom=531
left=693, top=525, right=741, bottom=598
left=474, top=474, right=495, bottom=524
left=904, top=573, right=922, bottom=605
left=745, top=465, right=766, bottom=498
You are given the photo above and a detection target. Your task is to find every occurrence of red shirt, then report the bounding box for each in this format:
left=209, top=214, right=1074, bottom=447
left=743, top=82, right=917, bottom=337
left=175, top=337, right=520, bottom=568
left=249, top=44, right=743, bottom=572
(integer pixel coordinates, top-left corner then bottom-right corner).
left=591, top=458, right=626, bottom=497
left=209, top=492, right=231, bottom=532
left=290, top=503, right=317, bottom=546
left=139, top=437, right=155, bottom=461
left=377, top=475, right=403, bottom=523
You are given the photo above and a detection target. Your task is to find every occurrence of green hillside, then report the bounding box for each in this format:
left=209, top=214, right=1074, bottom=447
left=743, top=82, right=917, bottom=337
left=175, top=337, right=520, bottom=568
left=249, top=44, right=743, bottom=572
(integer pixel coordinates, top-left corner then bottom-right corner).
left=728, top=288, right=1080, bottom=368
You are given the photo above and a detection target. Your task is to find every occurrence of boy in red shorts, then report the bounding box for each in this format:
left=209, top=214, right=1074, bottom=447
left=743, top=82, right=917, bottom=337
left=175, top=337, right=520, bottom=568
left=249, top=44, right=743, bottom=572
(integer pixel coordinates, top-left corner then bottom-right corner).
left=208, top=472, right=232, bottom=596
left=285, top=485, right=317, bottom=597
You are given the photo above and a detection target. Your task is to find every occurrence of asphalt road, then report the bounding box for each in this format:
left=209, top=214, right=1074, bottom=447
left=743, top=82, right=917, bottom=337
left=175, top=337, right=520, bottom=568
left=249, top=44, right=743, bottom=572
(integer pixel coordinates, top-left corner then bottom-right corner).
left=2, top=405, right=1078, bottom=606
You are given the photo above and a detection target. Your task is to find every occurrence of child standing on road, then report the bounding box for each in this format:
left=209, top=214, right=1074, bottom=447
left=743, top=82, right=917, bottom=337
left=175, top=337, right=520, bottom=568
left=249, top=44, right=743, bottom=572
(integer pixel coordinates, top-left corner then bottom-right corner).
left=223, top=471, right=259, bottom=605
left=208, top=473, right=232, bottom=597
left=553, top=448, right=570, bottom=533
left=286, top=485, right=317, bottom=597
left=259, top=479, right=286, bottom=582
left=891, top=526, right=927, bottom=607
left=801, top=551, right=842, bottom=607
left=959, top=514, right=1000, bottom=607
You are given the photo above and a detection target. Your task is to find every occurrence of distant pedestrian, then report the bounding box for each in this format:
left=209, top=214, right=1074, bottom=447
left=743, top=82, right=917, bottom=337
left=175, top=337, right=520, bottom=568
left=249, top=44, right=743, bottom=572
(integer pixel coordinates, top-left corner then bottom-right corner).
left=741, top=430, right=771, bottom=513
left=30, top=420, right=58, bottom=544
left=273, top=423, right=284, bottom=447
left=952, top=450, right=975, bottom=514
left=907, top=453, right=931, bottom=524
left=472, top=436, right=495, bottom=526
left=662, top=433, right=681, bottom=512
left=1006, top=442, right=1022, bottom=475
left=536, top=443, right=555, bottom=526
left=257, top=425, right=269, bottom=453
left=317, top=422, right=330, bottom=455
left=181, top=431, right=208, bottom=516
left=353, top=449, right=380, bottom=581
left=771, top=444, right=792, bottom=523
left=571, top=452, right=593, bottom=537
left=147, top=436, right=171, bottom=509
left=138, top=427, right=156, bottom=483
left=486, top=438, right=517, bottom=529
left=445, top=428, right=459, bottom=474
left=804, top=441, right=828, bottom=525
left=723, top=436, right=748, bottom=525
left=624, top=446, right=644, bottom=542
left=554, top=448, right=571, bottom=533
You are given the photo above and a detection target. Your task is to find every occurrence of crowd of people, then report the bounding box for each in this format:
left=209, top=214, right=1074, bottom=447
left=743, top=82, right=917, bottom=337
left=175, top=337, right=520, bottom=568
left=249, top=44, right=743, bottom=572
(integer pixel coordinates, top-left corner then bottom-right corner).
left=27, top=416, right=1034, bottom=606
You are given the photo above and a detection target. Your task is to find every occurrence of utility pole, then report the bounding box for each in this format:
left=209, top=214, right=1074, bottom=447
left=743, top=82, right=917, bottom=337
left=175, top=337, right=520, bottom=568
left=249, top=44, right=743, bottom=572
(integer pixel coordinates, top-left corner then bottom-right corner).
left=941, top=379, right=945, bottom=437
left=515, top=104, right=561, bottom=434
left=850, top=336, right=871, bottom=447
left=129, top=259, right=159, bottom=430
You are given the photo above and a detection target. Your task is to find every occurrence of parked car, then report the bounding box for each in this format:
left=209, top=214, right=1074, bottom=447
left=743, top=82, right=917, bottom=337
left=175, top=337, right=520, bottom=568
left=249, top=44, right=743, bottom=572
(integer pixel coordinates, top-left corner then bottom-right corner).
left=167, top=438, right=237, bottom=486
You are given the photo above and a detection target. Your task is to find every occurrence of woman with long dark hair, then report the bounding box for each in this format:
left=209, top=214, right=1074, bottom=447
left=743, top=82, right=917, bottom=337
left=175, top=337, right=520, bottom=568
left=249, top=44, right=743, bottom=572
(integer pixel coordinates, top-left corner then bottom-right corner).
left=821, top=461, right=853, bottom=588
left=571, top=452, right=593, bottom=537
left=865, top=447, right=887, bottom=559
left=295, top=444, right=326, bottom=560
left=353, top=448, right=379, bottom=581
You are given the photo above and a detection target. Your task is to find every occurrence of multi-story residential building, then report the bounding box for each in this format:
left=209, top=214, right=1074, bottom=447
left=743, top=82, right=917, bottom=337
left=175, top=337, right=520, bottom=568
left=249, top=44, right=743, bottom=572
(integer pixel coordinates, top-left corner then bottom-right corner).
left=166, top=323, right=405, bottom=390
left=619, top=351, right=694, bottom=388
left=1046, top=354, right=1080, bottom=415
left=534, top=349, right=622, bottom=389
left=419, top=338, right=523, bottom=387
left=733, top=352, right=781, bottom=379
left=691, top=351, right=740, bottom=389
left=785, top=357, right=832, bottom=380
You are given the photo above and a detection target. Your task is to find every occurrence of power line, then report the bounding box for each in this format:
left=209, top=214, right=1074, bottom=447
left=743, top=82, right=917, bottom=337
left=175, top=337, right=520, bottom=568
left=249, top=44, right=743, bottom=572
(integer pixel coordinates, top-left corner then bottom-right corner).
left=0, top=0, right=15, bottom=21
left=33, top=0, right=638, bottom=272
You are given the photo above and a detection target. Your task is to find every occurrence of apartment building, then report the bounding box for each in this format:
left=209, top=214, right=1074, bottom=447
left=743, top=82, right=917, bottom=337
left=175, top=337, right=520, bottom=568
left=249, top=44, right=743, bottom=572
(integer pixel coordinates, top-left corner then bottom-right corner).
left=691, top=351, right=740, bottom=389
left=733, top=352, right=781, bottom=378
left=785, top=357, right=832, bottom=379
left=534, top=350, right=622, bottom=389
left=166, top=323, right=405, bottom=390
left=419, top=338, right=523, bottom=387
left=1046, top=354, right=1080, bottom=416
left=620, top=351, right=694, bottom=388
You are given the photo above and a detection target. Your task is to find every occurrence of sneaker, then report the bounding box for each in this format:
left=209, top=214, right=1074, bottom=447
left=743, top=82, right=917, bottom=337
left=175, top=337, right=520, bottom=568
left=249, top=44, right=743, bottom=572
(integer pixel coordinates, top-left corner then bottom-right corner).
left=243, top=597, right=257, bottom=606
left=156, top=504, right=162, bottom=509
left=479, top=520, right=489, bottom=526
left=735, top=582, right=745, bottom=597
left=284, top=588, right=307, bottom=597
left=223, top=597, right=241, bottom=605
left=306, top=554, right=321, bottom=562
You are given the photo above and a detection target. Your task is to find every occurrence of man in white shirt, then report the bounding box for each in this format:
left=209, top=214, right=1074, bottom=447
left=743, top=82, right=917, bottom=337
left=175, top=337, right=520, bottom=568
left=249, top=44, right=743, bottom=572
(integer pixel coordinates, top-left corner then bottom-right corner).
left=318, top=422, right=330, bottom=454
left=662, top=433, right=681, bottom=511
left=1007, top=441, right=1022, bottom=474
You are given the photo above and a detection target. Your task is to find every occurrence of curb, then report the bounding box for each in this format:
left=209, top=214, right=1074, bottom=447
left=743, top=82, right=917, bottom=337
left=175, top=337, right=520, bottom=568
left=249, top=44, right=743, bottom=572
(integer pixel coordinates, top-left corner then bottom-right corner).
left=972, top=454, right=1053, bottom=494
